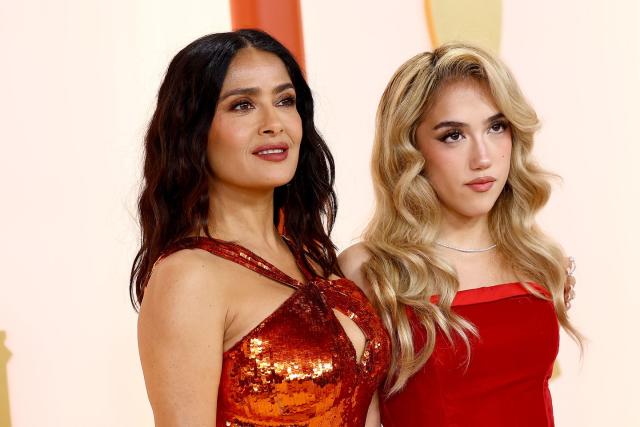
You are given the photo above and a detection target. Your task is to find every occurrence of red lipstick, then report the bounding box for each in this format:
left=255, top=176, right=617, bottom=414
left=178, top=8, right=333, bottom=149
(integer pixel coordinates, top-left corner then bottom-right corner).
left=252, top=143, right=289, bottom=162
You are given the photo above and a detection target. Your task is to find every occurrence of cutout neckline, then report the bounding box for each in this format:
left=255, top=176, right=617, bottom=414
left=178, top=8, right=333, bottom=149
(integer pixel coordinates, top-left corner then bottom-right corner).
left=172, top=236, right=370, bottom=367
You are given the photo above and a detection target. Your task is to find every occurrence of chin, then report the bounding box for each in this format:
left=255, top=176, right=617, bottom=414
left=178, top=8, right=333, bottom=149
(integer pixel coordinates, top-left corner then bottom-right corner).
left=450, top=200, right=497, bottom=219
left=262, top=171, right=297, bottom=188
left=458, top=209, right=492, bottom=219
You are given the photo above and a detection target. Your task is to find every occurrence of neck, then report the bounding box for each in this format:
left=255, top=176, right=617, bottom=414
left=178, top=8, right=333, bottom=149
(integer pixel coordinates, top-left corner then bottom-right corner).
left=437, top=207, right=493, bottom=249
left=206, top=180, right=281, bottom=249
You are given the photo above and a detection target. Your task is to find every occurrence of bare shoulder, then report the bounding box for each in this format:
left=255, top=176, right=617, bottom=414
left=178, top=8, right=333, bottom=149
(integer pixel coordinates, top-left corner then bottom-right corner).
left=138, top=248, right=231, bottom=354
left=339, top=242, right=372, bottom=277
left=338, top=242, right=373, bottom=298
left=141, top=248, right=231, bottom=321
left=138, top=248, right=229, bottom=423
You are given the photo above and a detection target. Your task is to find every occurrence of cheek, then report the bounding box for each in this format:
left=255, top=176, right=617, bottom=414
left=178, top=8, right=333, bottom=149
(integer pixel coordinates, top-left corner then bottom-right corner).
left=498, top=139, right=513, bottom=171
left=285, top=111, right=303, bottom=145
left=209, top=116, right=247, bottom=149
left=422, top=147, right=460, bottom=190
left=207, top=116, right=251, bottom=173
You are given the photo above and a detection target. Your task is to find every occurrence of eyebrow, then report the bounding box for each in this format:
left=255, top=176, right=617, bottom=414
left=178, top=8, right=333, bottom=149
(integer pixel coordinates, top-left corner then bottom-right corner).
left=219, top=82, right=294, bottom=101
left=432, top=113, right=505, bottom=130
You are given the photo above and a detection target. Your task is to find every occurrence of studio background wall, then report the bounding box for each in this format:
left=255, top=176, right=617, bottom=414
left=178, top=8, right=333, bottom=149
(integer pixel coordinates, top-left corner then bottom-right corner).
left=0, top=0, right=638, bottom=425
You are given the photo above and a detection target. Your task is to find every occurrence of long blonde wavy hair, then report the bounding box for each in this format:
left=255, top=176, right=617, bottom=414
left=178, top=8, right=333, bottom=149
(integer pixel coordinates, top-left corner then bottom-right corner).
left=362, top=42, right=582, bottom=395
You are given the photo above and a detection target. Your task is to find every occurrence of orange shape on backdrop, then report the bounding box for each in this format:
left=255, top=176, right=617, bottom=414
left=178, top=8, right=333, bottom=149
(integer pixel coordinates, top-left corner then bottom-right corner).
left=229, top=0, right=306, bottom=72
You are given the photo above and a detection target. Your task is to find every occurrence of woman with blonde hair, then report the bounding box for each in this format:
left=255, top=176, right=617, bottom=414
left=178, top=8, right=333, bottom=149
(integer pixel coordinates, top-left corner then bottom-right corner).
left=340, top=42, right=580, bottom=426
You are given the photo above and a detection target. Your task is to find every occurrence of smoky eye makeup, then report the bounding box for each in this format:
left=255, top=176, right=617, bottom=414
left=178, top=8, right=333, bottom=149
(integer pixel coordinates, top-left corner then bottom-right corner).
left=437, top=128, right=465, bottom=143
left=276, top=93, right=296, bottom=107
left=229, top=98, right=254, bottom=111
left=488, top=119, right=510, bottom=133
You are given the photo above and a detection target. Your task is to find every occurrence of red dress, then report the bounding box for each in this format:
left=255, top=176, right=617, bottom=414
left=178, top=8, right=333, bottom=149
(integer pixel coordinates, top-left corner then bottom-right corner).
left=158, top=237, right=390, bottom=427
left=381, top=283, right=559, bottom=427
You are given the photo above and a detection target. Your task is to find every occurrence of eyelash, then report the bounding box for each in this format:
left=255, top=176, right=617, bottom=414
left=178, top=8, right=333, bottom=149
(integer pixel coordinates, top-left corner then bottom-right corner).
left=278, top=95, right=296, bottom=107
left=438, top=120, right=509, bottom=143
left=438, top=129, right=464, bottom=143
left=229, top=95, right=296, bottom=111
left=230, top=100, right=253, bottom=111
left=489, top=120, right=509, bottom=133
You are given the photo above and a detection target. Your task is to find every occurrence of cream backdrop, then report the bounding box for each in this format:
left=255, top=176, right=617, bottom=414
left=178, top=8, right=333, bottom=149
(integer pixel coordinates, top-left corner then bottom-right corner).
left=0, top=0, right=638, bottom=426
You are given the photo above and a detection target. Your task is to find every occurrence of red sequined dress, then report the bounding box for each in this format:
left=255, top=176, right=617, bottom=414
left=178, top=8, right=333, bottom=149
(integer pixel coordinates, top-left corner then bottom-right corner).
left=381, top=282, right=560, bottom=427
left=159, top=237, right=391, bottom=427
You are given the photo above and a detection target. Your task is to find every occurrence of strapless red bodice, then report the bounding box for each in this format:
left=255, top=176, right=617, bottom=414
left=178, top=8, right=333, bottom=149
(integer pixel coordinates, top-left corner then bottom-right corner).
left=381, top=283, right=559, bottom=427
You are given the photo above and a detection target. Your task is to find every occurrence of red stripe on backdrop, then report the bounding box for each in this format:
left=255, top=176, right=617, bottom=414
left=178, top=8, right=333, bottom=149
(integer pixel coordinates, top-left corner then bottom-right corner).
left=229, top=0, right=306, bottom=72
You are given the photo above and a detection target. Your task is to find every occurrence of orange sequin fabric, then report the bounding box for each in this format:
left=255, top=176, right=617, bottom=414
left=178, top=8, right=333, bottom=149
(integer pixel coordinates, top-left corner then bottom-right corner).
left=161, top=237, right=390, bottom=427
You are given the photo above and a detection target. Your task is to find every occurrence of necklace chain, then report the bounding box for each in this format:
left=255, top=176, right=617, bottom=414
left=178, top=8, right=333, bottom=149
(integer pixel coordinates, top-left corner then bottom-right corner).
left=435, top=241, right=497, bottom=253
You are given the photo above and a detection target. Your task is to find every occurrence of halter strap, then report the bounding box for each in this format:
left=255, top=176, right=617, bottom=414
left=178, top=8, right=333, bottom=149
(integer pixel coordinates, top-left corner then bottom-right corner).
left=158, top=236, right=305, bottom=290
left=281, top=235, right=316, bottom=282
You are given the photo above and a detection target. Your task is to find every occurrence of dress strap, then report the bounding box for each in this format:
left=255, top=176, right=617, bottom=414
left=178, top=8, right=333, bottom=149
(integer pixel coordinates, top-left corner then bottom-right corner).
left=281, top=235, right=316, bottom=282
left=158, top=236, right=304, bottom=289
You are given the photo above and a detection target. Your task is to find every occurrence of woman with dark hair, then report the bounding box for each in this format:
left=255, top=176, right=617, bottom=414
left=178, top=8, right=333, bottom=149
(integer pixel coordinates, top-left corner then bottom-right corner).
left=131, top=30, right=390, bottom=426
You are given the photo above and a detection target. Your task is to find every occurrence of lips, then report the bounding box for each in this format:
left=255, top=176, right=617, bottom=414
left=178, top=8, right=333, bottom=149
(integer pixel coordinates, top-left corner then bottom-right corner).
left=252, top=144, right=289, bottom=162
left=465, top=176, right=496, bottom=192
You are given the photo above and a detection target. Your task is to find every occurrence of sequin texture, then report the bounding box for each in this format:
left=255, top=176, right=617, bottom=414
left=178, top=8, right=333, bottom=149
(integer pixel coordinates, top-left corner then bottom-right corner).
left=160, top=237, right=391, bottom=427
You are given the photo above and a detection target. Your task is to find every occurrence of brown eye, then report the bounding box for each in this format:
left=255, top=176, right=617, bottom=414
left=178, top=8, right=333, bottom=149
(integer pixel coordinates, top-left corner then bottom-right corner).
left=277, top=95, right=296, bottom=107
left=231, top=100, right=254, bottom=111
left=489, top=121, right=508, bottom=133
left=439, top=130, right=465, bottom=144
left=448, top=131, right=462, bottom=141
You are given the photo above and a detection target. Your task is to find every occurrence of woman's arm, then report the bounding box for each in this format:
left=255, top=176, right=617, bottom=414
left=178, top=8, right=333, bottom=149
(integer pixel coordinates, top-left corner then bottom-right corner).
left=137, top=249, right=228, bottom=426
left=364, top=391, right=382, bottom=427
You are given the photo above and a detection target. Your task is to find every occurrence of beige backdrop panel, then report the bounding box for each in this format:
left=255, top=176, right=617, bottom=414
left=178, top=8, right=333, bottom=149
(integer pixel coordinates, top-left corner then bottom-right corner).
left=0, top=0, right=638, bottom=425
left=0, top=0, right=230, bottom=425
left=304, top=1, right=640, bottom=426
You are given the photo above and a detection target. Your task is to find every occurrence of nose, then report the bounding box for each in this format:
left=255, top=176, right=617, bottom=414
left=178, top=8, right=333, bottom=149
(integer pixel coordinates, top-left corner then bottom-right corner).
left=469, top=135, right=491, bottom=171
left=258, top=105, right=284, bottom=136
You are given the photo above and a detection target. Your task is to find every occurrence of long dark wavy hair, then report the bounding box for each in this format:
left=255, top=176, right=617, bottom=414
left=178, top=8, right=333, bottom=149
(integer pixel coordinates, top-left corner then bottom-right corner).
left=130, top=30, right=339, bottom=309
